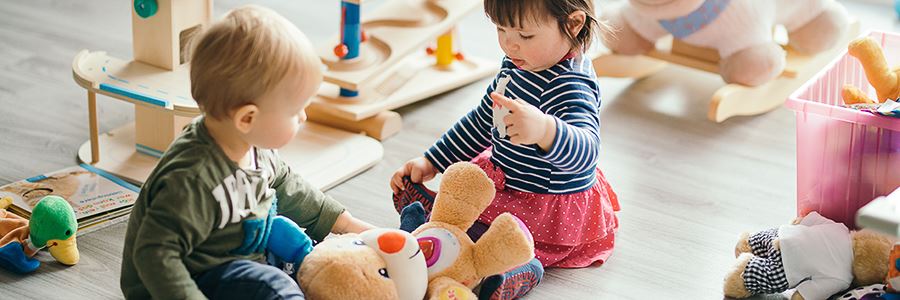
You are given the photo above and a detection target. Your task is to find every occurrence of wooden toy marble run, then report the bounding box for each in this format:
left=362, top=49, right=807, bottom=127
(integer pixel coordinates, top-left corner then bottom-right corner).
left=71, top=0, right=493, bottom=189
left=305, top=0, right=495, bottom=140
left=71, top=0, right=386, bottom=190
left=591, top=21, right=860, bottom=122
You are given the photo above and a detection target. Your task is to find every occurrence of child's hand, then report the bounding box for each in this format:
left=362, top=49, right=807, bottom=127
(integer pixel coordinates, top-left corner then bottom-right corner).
left=491, top=92, right=557, bottom=151
left=333, top=211, right=376, bottom=234
left=390, top=157, right=438, bottom=193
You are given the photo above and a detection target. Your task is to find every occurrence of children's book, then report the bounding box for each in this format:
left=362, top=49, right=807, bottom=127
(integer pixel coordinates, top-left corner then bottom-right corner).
left=0, top=163, right=140, bottom=230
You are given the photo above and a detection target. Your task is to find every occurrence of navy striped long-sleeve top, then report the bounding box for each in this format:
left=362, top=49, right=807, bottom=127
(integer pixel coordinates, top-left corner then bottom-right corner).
left=425, top=55, right=602, bottom=194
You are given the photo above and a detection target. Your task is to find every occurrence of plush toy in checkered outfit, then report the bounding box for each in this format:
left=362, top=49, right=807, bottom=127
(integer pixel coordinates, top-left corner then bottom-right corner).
left=724, top=212, right=895, bottom=300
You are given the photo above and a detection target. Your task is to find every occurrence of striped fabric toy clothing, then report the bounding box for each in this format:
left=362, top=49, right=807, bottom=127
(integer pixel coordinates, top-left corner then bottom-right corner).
left=742, top=228, right=790, bottom=294
left=425, top=55, right=602, bottom=194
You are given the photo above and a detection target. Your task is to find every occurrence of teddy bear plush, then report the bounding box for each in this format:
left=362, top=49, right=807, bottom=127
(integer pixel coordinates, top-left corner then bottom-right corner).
left=408, top=162, right=535, bottom=299
left=842, top=37, right=900, bottom=105
left=601, top=0, right=850, bottom=86
left=723, top=212, right=894, bottom=300
left=297, top=162, right=534, bottom=300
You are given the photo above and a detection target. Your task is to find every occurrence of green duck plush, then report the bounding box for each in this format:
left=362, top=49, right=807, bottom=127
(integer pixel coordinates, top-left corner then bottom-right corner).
left=0, top=195, right=79, bottom=274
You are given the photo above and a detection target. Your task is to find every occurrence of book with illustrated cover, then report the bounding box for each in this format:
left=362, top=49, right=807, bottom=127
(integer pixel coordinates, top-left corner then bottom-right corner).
left=0, top=163, right=140, bottom=230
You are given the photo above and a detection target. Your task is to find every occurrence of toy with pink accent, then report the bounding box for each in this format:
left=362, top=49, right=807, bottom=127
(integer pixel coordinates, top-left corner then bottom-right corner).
left=786, top=30, right=900, bottom=229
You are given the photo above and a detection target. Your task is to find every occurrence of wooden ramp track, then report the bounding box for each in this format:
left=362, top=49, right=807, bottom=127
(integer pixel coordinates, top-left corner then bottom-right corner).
left=309, top=0, right=496, bottom=141
left=592, top=21, right=860, bottom=122
left=317, top=0, right=481, bottom=91
left=309, top=51, right=496, bottom=120
left=72, top=50, right=383, bottom=190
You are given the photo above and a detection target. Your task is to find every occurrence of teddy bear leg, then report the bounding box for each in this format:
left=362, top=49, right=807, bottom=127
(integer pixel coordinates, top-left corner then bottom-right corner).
left=723, top=253, right=754, bottom=299
left=842, top=84, right=878, bottom=105
left=601, top=9, right=654, bottom=55
left=786, top=1, right=849, bottom=55
left=720, top=43, right=785, bottom=86
left=725, top=253, right=791, bottom=298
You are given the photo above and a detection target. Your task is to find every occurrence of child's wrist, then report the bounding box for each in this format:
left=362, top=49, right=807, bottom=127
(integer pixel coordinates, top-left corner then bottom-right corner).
left=335, top=212, right=375, bottom=234
left=537, top=115, right=557, bottom=152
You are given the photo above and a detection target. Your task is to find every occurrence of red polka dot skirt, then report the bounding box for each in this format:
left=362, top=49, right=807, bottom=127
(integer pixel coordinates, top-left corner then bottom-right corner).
left=471, top=150, right=620, bottom=269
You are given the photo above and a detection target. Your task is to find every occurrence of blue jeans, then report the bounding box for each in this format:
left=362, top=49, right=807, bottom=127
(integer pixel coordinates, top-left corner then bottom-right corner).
left=194, top=259, right=304, bottom=300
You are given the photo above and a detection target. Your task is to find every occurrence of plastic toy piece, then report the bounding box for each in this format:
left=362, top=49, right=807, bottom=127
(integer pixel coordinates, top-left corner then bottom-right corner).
left=71, top=1, right=383, bottom=190
left=338, top=1, right=362, bottom=97
left=492, top=75, right=511, bottom=138
left=896, top=0, right=900, bottom=19
left=887, top=243, right=900, bottom=293
left=435, top=30, right=454, bottom=68
left=592, top=20, right=859, bottom=122
left=856, top=187, right=900, bottom=237
left=134, top=0, right=158, bottom=19
left=428, top=29, right=464, bottom=65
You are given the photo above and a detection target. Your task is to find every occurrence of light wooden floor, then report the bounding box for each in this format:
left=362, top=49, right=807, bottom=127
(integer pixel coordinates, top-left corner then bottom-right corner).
left=1, top=0, right=898, bottom=299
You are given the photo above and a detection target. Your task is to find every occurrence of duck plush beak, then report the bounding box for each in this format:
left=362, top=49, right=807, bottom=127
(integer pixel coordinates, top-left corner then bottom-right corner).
left=47, top=235, right=79, bottom=265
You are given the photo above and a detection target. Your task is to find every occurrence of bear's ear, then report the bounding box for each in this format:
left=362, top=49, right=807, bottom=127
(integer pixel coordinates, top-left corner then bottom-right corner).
left=429, top=163, right=495, bottom=229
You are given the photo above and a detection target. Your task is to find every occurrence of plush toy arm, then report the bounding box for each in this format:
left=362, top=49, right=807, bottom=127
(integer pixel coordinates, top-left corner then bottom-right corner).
left=723, top=253, right=753, bottom=299
left=472, top=213, right=535, bottom=278
left=842, top=84, right=878, bottom=105
left=426, top=276, right=477, bottom=300
left=267, top=216, right=314, bottom=266
left=848, top=37, right=900, bottom=102
left=0, top=241, right=40, bottom=274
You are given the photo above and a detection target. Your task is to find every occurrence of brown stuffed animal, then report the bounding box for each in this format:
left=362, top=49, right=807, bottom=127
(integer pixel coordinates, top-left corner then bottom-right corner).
left=296, top=162, right=534, bottom=300
left=842, top=37, right=900, bottom=105
left=723, top=212, right=894, bottom=300
left=412, top=162, right=535, bottom=299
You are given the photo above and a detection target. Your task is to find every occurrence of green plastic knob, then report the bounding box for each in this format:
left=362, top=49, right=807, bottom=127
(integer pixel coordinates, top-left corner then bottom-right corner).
left=134, top=0, right=158, bottom=19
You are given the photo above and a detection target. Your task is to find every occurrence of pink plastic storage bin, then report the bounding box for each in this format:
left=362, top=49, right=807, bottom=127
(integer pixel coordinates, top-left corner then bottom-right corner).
left=786, top=31, right=900, bottom=229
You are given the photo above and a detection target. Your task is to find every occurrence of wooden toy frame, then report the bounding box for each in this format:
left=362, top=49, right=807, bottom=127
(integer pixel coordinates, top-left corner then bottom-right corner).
left=592, top=20, right=860, bottom=122
left=70, top=0, right=383, bottom=190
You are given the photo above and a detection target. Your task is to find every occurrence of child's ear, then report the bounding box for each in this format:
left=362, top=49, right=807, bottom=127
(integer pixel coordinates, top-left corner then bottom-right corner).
left=566, top=11, right=586, bottom=40
left=232, top=104, right=259, bottom=134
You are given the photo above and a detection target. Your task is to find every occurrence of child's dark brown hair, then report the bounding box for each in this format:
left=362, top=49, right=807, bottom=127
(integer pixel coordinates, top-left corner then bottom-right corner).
left=484, top=0, right=604, bottom=51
